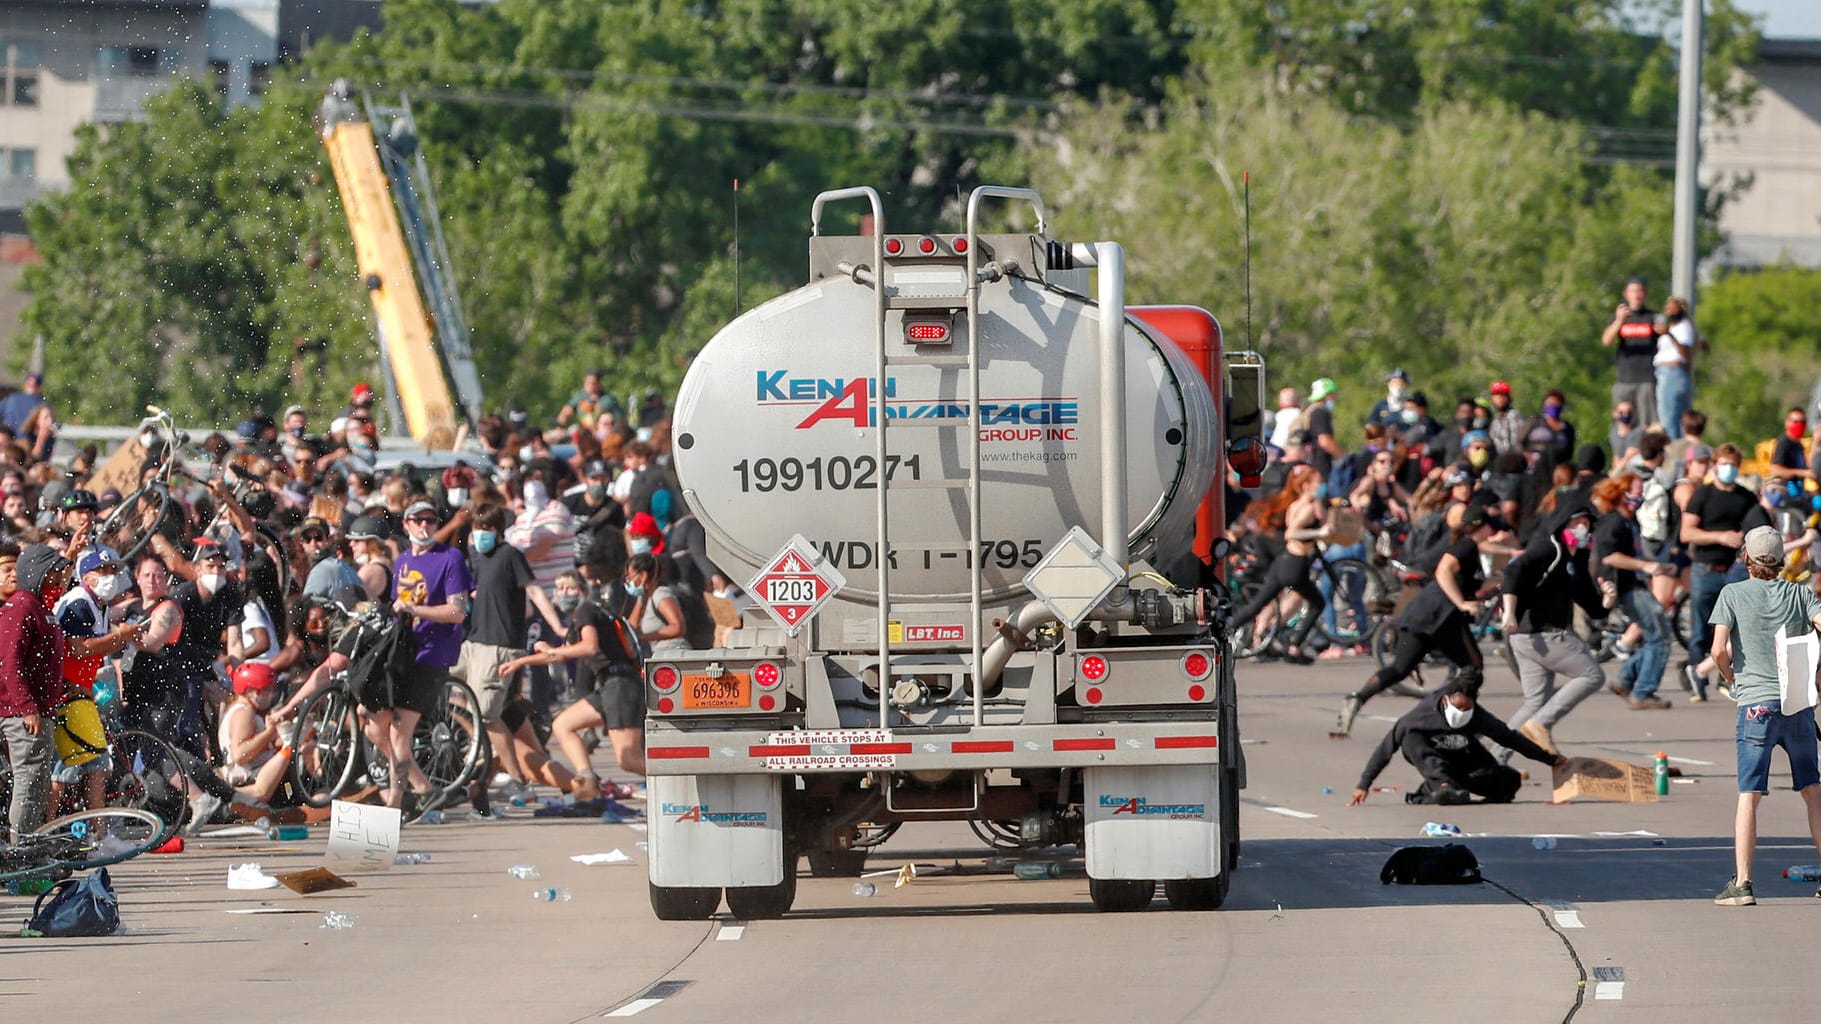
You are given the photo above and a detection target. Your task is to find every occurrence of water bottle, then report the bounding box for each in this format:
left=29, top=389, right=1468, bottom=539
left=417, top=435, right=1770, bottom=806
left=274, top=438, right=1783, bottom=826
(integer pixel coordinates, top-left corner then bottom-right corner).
left=851, top=882, right=877, bottom=897
left=984, top=856, right=1016, bottom=872
left=532, top=887, right=572, bottom=902
left=507, top=864, right=540, bottom=879
left=394, top=853, right=432, bottom=865
left=1784, top=865, right=1821, bottom=881
left=1014, top=861, right=1063, bottom=880
left=1654, top=752, right=1670, bottom=796
left=267, top=825, right=310, bottom=841
left=321, top=911, right=356, bottom=929
left=1531, top=837, right=1557, bottom=851
left=420, top=809, right=445, bottom=825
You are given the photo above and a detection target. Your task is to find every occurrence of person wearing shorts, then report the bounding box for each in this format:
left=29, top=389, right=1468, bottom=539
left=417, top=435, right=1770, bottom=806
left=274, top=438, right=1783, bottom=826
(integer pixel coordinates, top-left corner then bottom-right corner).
left=371, top=502, right=473, bottom=817
left=456, top=503, right=562, bottom=804
left=1708, top=526, right=1821, bottom=906
left=502, top=570, right=644, bottom=802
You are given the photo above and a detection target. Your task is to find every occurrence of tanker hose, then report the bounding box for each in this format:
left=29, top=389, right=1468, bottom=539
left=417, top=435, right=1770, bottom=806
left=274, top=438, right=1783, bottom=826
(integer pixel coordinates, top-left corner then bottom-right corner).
left=980, top=602, right=1060, bottom=691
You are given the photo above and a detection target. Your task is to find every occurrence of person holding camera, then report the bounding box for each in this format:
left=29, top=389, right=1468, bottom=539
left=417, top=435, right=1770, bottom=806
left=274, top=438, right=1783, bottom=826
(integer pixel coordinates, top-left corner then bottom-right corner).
left=1601, top=275, right=1660, bottom=432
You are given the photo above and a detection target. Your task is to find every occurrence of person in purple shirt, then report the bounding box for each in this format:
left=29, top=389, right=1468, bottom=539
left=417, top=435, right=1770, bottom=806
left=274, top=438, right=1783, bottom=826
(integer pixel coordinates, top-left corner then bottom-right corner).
left=365, top=501, right=472, bottom=816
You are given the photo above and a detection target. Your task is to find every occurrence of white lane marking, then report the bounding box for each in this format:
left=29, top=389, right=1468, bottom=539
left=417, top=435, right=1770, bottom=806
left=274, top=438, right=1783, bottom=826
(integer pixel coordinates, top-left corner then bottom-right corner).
left=1553, top=910, right=1584, bottom=929
left=1665, top=756, right=1713, bottom=766
left=605, top=998, right=665, bottom=1017
left=1594, top=982, right=1624, bottom=1000
left=1264, top=806, right=1318, bottom=819
left=717, top=923, right=745, bottom=941
left=627, top=822, right=648, bottom=832
left=1598, top=746, right=1714, bottom=766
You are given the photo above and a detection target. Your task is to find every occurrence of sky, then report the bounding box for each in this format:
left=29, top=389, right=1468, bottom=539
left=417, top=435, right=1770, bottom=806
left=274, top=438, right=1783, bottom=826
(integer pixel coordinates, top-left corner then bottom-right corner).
left=1737, top=0, right=1821, bottom=39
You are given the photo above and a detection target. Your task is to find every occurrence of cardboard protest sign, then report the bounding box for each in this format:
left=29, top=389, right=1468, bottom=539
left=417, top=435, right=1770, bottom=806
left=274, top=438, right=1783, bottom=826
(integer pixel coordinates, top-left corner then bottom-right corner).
left=89, top=435, right=149, bottom=498
left=324, top=799, right=402, bottom=874
left=1552, top=757, right=1658, bottom=804
left=1776, top=626, right=1819, bottom=716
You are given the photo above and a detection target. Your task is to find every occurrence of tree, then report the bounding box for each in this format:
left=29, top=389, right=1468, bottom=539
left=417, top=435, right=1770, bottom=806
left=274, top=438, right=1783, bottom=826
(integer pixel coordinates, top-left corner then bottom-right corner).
left=1692, top=267, right=1821, bottom=446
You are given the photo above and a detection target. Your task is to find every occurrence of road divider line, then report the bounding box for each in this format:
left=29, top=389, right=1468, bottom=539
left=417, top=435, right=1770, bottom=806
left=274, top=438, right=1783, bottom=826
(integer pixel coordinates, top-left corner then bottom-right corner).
left=1264, top=806, right=1318, bottom=819
left=1593, top=982, right=1624, bottom=1000
left=605, top=998, right=664, bottom=1017
left=1553, top=910, right=1584, bottom=929
left=717, top=923, right=745, bottom=941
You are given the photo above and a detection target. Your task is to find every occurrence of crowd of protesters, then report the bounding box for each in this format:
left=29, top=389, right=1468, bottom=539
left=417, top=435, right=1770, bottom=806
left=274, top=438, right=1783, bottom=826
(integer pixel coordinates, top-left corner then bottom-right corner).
left=0, top=367, right=733, bottom=840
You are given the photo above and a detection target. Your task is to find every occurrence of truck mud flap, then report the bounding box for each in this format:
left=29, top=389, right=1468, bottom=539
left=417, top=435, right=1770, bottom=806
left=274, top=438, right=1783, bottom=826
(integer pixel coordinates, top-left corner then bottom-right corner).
left=648, top=774, right=785, bottom=889
left=1083, top=764, right=1222, bottom=881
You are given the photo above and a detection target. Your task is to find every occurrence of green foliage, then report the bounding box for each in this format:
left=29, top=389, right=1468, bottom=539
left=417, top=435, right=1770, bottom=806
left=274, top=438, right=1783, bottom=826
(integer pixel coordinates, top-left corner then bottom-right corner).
left=1695, top=267, right=1821, bottom=444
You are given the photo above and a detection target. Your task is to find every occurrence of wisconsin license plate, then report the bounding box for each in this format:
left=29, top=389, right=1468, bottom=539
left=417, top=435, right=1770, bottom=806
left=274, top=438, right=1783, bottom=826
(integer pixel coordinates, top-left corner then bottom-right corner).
left=682, top=672, right=751, bottom=710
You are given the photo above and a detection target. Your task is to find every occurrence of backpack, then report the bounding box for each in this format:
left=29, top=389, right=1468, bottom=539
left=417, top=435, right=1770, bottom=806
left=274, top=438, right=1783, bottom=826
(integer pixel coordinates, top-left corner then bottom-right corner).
left=1327, top=452, right=1362, bottom=501
left=340, top=610, right=417, bottom=710
left=1379, top=844, right=1482, bottom=886
left=1637, top=474, right=1673, bottom=544
left=28, top=868, right=121, bottom=936
left=588, top=597, right=647, bottom=675
left=1405, top=511, right=1451, bottom=572
left=668, top=582, right=718, bottom=650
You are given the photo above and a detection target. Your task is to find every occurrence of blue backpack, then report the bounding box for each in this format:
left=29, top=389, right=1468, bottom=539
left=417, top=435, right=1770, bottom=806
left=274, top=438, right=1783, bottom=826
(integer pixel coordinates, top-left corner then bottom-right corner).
left=27, top=867, right=120, bottom=937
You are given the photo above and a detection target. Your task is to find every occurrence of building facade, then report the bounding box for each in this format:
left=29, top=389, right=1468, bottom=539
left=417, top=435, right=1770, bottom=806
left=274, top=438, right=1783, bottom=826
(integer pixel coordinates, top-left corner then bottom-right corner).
left=1708, top=37, right=1821, bottom=269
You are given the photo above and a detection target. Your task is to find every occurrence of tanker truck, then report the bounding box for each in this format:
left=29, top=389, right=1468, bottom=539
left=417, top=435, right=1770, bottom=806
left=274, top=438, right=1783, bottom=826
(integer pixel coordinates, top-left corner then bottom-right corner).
left=644, top=186, right=1268, bottom=919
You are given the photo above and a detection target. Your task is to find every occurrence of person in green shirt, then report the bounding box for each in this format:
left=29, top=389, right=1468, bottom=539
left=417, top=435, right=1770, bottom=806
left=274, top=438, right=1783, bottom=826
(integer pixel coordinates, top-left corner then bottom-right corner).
left=1708, top=526, right=1821, bottom=906
left=558, top=369, right=623, bottom=428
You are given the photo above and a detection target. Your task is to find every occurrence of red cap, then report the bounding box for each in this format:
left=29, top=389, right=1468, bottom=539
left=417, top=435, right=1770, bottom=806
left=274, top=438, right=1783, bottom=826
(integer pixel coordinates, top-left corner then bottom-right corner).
left=352, top=382, right=374, bottom=402
left=1490, top=380, right=1511, bottom=395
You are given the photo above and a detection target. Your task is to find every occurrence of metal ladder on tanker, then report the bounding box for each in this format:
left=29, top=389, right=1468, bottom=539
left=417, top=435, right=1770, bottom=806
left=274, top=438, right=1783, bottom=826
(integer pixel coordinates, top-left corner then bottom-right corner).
left=809, top=186, right=1050, bottom=745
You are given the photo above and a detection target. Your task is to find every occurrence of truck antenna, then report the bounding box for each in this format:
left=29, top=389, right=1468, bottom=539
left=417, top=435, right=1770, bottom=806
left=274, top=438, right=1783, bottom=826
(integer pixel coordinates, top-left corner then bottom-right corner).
left=732, top=178, right=742, bottom=316
left=1243, top=170, right=1253, bottom=350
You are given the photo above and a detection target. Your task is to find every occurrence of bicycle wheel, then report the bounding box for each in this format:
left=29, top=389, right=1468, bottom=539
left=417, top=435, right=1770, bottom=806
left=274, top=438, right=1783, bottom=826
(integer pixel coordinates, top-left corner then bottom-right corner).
left=97, top=483, right=177, bottom=563
left=1230, top=581, right=1279, bottom=659
left=30, top=807, right=165, bottom=871
left=1371, top=620, right=1426, bottom=690
left=412, top=679, right=488, bottom=802
left=103, top=729, right=189, bottom=851
left=1316, top=558, right=1390, bottom=646
left=289, top=686, right=363, bottom=808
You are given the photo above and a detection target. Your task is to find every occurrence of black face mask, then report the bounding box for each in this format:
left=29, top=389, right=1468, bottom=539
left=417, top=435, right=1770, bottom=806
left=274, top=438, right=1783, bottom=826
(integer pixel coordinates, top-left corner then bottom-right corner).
left=288, top=426, right=306, bottom=439
left=1455, top=415, right=1473, bottom=429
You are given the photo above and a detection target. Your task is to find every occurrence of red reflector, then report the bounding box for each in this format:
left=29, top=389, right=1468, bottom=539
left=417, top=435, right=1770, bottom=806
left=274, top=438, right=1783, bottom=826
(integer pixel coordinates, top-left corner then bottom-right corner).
left=917, top=236, right=936, bottom=255
left=1187, top=684, right=1206, bottom=702
left=885, top=237, right=904, bottom=256
left=652, top=665, right=679, bottom=691
left=753, top=662, right=781, bottom=689
left=655, top=696, right=675, bottom=714
left=1084, top=687, right=1103, bottom=705
left=647, top=745, right=709, bottom=759
left=952, top=236, right=968, bottom=253
left=1155, top=736, right=1218, bottom=749
left=1080, top=655, right=1109, bottom=682
left=1054, top=738, right=1117, bottom=751
left=906, top=323, right=949, bottom=342
left=748, top=743, right=810, bottom=757
left=952, top=741, right=1014, bottom=754
left=758, top=693, right=777, bottom=712
left=1182, top=651, right=1212, bottom=680
left=850, top=742, right=913, bottom=755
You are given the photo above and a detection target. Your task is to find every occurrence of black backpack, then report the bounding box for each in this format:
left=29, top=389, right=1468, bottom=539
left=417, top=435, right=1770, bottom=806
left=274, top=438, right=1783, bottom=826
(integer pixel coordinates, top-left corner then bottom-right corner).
left=667, top=582, right=717, bottom=650
left=588, top=598, right=646, bottom=675
left=340, top=610, right=416, bottom=709
left=1405, top=511, right=1451, bottom=572
left=1379, top=843, right=1482, bottom=885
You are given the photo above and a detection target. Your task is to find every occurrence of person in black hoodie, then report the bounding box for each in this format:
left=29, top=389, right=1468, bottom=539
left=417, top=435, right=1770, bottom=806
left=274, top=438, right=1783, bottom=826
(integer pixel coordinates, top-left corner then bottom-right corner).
left=1350, top=678, right=1565, bottom=805
left=1497, top=496, right=1616, bottom=759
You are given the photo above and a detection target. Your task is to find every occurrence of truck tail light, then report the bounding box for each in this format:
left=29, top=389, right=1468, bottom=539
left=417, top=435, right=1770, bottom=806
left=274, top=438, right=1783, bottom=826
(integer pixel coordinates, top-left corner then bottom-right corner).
left=952, top=236, right=968, bottom=253
left=1079, top=655, right=1109, bottom=683
left=655, top=696, right=676, bottom=714
left=651, top=664, right=680, bottom=692
left=917, top=236, right=936, bottom=255
left=753, top=662, right=782, bottom=690
left=1180, top=650, right=1213, bottom=682
left=885, top=237, right=904, bottom=256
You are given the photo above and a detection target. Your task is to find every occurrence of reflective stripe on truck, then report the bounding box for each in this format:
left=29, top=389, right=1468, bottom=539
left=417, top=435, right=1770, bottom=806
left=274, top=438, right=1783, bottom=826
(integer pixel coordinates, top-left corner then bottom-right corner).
left=644, top=723, right=1219, bottom=775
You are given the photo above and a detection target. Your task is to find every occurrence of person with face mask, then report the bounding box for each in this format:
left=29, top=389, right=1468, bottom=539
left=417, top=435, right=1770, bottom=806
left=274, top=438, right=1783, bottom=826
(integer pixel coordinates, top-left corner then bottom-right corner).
left=1681, top=443, right=1773, bottom=700
left=1366, top=368, right=1410, bottom=431
left=625, top=512, right=666, bottom=558
left=1494, top=499, right=1616, bottom=760
left=563, top=458, right=626, bottom=561
left=1520, top=389, right=1577, bottom=470
left=456, top=503, right=564, bottom=806
left=505, top=471, right=577, bottom=599
left=299, top=518, right=364, bottom=607
left=1349, top=678, right=1566, bottom=806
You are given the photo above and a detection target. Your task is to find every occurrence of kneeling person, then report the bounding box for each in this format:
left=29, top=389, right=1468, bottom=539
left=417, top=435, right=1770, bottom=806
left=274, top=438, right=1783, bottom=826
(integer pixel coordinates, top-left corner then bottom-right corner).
left=1351, top=680, right=1566, bottom=806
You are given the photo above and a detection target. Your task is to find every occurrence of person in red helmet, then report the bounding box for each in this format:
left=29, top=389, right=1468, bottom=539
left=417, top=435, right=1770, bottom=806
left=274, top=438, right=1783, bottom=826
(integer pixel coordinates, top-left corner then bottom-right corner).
left=216, top=661, right=293, bottom=805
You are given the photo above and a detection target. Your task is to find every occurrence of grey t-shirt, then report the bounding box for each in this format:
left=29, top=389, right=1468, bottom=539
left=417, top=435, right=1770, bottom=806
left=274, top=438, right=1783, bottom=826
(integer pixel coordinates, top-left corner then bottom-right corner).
left=641, top=585, right=689, bottom=655
left=1709, top=577, right=1821, bottom=705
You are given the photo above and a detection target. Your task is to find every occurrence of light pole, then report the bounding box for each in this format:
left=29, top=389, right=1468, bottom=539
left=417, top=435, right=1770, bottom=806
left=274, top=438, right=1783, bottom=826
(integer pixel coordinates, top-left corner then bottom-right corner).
left=1671, top=0, right=1703, bottom=311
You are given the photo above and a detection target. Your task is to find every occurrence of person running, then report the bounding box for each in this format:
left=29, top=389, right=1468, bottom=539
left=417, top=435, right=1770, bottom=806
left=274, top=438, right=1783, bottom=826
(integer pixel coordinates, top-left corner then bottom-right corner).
left=1497, top=498, right=1615, bottom=757
left=1591, top=474, right=1674, bottom=709
left=1228, top=465, right=1328, bottom=664
left=1708, top=527, right=1821, bottom=906
left=1350, top=678, right=1565, bottom=806
left=1334, top=506, right=1499, bottom=737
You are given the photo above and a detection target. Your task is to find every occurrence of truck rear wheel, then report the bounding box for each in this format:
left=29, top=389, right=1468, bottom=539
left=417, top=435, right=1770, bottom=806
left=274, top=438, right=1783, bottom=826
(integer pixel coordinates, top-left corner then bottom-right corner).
left=649, top=883, right=722, bottom=921
left=806, top=848, right=869, bottom=877
left=724, top=858, right=799, bottom=920
left=1088, top=877, right=1154, bottom=912
left=1163, top=875, right=1228, bottom=911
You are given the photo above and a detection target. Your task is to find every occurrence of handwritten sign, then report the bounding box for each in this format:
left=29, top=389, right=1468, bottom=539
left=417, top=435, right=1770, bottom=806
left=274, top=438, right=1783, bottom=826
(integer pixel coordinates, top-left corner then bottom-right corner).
left=324, top=800, right=402, bottom=873
left=1552, top=757, right=1658, bottom=804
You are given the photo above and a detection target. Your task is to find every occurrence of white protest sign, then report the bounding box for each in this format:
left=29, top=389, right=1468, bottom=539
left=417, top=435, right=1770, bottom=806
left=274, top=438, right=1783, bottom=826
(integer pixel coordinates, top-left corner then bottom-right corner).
left=324, top=800, right=402, bottom=874
left=1775, top=626, right=1819, bottom=716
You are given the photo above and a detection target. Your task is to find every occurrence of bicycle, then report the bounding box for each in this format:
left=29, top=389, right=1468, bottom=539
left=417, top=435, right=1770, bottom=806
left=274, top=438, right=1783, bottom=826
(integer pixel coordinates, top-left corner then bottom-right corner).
left=0, top=808, right=166, bottom=884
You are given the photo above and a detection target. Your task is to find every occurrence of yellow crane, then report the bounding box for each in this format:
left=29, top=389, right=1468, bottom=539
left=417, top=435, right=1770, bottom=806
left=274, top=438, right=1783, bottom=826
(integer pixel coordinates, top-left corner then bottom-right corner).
left=318, top=79, right=483, bottom=449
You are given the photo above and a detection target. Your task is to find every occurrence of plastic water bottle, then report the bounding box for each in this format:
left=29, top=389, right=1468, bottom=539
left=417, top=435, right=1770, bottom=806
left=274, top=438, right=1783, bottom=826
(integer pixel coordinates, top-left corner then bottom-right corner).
left=267, top=824, right=310, bottom=841
left=1014, top=861, right=1063, bottom=880
left=1654, top=752, right=1670, bottom=796
left=419, top=809, right=445, bottom=825
left=852, top=882, right=877, bottom=897
left=1784, top=865, right=1821, bottom=881
left=532, top=887, right=572, bottom=902
left=321, top=911, right=356, bottom=929
left=394, top=853, right=432, bottom=865
left=507, top=864, right=540, bottom=879
left=1531, top=837, right=1557, bottom=851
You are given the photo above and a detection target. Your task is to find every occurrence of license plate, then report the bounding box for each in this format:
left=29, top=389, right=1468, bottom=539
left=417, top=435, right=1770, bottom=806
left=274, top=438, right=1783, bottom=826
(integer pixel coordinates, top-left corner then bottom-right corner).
left=682, top=672, right=751, bottom=710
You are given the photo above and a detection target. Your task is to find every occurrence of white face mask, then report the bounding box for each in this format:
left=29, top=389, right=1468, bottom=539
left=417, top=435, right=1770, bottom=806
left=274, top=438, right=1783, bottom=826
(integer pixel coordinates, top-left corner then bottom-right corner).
left=88, top=574, right=122, bottom=602
left=1442, top=701, right=1474, bottom=729
left=198, top=572, right=227, bottom=594
left=446, top=488, right=469, bottom=508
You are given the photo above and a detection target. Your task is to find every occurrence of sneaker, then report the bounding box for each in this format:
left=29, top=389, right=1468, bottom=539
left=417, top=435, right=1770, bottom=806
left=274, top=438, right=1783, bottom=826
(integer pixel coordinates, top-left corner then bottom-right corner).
left=1332, top=694, right=1363, bottom=738
left=1683, top=665, right=1708, bottom=702
left=1714, top=877, right=1756, bottom=906
left=1518, top=719, right=1559, bottom=755
left=1281, top=650, right=1315, bottom=666
left=1628, top=695, right=1673, bottom=710
left=1433, top=787, right=1475, bottom=806
left=1606, top=680, right=1633, bottom=700
left=185, top=793, right=223, bottom=835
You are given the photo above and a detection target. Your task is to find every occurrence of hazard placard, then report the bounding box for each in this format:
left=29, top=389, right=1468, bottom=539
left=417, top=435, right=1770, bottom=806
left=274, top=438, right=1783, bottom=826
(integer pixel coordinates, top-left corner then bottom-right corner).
left=747, top=534, right=847, bottom=637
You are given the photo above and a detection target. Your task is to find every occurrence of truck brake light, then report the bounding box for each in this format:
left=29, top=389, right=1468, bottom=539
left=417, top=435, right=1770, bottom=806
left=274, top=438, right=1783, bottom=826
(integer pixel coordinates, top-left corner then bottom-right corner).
left=952, top=236, right=968, bottom=254
left=885, top=237, right=904, bottom=256
left=917, top=236, right=937, bottom=255
left=1181, top=651, right=1213, bottom=681
left=753, top=662, right=782, bottom=690
left=651, top=665, right=680, bottom=692
left=1080, top=655, right=1109, bottom=682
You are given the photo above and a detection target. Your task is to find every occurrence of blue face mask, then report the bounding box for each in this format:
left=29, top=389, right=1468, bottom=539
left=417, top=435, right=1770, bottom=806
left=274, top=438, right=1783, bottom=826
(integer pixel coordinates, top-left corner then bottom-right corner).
left=1716, top=464, right=1739, bottom=486
left=630, top=538, right=653, bottom=555
left=471, top=530, right=497, bottom=556
left=625, top=581, right=646, bottom=598
left=1315, top=482, right=1329, bottom=501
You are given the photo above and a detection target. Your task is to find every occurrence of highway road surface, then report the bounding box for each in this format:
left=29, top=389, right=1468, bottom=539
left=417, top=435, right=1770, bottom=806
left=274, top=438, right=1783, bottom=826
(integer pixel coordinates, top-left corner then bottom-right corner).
left=3, top=652, right=1812, bottom=1024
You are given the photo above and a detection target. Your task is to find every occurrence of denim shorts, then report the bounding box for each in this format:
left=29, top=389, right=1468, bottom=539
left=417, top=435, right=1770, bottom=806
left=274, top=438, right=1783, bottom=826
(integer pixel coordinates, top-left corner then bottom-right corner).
left=51, top=749, right=113, bottom=785
left=1736, top=700, right=1821, bottom=794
